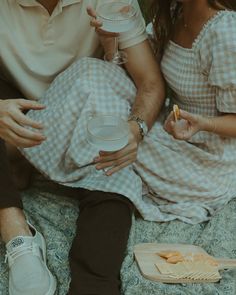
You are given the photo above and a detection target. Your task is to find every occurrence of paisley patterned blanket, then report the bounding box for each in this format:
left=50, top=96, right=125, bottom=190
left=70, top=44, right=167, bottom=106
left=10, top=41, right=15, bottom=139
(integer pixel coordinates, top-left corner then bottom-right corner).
left=0, top=186, right=236, bottom=295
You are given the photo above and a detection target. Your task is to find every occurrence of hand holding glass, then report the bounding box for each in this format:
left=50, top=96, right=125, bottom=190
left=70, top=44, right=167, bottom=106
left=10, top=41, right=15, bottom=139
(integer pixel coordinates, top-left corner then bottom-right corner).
left=97, top=1, right=137, bottom=65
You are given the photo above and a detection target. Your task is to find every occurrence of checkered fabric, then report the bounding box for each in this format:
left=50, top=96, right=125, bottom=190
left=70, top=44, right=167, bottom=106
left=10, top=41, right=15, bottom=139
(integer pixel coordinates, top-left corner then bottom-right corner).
left=21, top=58, right=143, bottom=204
left=21, top=11, right=236, bottom=224
left=134, top=11, right=236, bottom=223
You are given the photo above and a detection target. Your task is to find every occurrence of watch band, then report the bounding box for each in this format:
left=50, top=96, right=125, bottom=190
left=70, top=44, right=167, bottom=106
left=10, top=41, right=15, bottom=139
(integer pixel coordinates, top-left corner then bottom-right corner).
left=128, top=115, right=148, bottom=138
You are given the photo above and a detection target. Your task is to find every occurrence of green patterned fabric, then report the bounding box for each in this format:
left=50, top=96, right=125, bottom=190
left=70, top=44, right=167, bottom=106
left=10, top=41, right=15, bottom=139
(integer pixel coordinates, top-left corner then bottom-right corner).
left=0, top=188, right=236, bottom=295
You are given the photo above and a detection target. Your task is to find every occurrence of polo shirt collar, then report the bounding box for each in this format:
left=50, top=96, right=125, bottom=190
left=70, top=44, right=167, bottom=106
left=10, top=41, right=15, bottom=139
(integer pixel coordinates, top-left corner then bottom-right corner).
left=62, top=0, right=81, bottom=5
left=16, top=0, right=41, bottom=7
left=16, top=0, right=81, bottom=7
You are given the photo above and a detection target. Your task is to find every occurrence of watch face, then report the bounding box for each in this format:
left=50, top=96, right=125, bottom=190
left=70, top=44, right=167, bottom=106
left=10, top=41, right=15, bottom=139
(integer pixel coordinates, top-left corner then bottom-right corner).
left=140, top=121, right=148, bottom=135
left=128, top=116, right=148, bottom=136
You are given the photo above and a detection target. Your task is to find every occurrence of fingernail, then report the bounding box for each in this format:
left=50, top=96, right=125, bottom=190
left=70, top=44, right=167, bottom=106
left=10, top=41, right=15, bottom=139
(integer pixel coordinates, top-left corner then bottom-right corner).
left=93, top=157, right=99, bottom=162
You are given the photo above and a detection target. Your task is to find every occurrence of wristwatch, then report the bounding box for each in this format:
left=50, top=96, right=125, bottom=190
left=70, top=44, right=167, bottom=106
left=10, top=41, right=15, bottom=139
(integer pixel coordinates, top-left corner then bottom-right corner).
left=128, top=115, right=148, bottom=138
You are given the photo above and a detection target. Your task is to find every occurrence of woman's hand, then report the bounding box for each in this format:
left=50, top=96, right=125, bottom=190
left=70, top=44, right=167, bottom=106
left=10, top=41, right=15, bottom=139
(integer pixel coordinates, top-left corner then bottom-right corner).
left=93, top=121, right=142, bottom=176
left=164, top=109, right=210, bottom=140
left=0, top=99, right=46, bottom=147
left=87, top=6, right=118, bottom=55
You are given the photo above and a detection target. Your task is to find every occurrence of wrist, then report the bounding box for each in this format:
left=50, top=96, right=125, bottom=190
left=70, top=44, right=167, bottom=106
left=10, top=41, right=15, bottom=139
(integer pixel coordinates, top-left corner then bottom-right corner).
left=128, top=121, right=143, bottom=143
left=201, top=117, right=217, bottom=133
left=128, top=115, right=148, bottom=140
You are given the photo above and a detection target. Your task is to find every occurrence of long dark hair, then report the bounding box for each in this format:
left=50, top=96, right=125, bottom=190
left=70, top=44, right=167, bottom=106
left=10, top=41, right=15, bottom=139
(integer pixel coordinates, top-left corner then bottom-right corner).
left=150, top=0, right=236, bottom=58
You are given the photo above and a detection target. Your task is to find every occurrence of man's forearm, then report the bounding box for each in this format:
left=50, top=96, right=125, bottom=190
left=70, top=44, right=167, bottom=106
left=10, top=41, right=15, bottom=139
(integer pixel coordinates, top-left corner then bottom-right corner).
left=123, top=41, right=166, bottom=132
left=130, top=76, right=165, bottom=131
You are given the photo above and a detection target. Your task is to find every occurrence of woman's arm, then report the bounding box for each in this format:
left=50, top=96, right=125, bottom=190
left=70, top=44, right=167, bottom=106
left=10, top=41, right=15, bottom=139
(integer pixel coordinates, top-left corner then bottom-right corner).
left=201, top=113, right=236, bottom=138
left=164, top=109, right=236, bottom=140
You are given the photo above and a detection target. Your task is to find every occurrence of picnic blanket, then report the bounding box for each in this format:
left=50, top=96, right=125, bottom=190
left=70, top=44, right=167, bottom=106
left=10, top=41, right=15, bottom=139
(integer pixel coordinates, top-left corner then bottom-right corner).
left=0, top=185, right=236, bottom=295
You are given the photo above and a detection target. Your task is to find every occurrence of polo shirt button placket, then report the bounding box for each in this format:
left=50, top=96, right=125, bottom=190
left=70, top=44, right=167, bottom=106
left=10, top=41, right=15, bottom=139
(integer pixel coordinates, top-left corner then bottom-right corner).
left=42, top=13, right=55, bottom=46
left=46, top=21, right=55, bottom=46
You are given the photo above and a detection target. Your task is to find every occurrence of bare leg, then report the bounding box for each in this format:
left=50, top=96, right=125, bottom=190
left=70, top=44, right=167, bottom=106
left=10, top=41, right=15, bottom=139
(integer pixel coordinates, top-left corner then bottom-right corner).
left=0, top=208, right=32, bottom=243
left=0, top=207, right=57, bottom=295
left=0, top=77, right=57, bottom=294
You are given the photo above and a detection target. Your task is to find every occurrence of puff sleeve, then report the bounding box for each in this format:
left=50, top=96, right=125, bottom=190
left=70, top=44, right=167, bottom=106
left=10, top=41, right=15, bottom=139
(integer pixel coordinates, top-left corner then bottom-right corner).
left=206, top=13, right=236, bottom=113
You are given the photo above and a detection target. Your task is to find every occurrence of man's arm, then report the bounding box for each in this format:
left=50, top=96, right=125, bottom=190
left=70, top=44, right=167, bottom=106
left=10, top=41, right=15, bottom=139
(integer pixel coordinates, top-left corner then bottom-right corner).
left=94, top=40, right=165, bottom=175
left=87, top=6, right=165, bottom=175
left=124, top=40, right=165, bottom=131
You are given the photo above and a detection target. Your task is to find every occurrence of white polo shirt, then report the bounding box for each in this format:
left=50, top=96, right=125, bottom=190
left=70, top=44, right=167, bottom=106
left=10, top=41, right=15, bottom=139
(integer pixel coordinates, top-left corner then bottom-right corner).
left=0, top=0, right=147, bottom=100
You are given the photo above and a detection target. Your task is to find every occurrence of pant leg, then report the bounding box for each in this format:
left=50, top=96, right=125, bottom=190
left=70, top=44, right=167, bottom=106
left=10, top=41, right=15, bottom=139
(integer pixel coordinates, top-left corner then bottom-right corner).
left=0, top=76, right=24, bottom=208
left=68, top=189, right=134, bottom=295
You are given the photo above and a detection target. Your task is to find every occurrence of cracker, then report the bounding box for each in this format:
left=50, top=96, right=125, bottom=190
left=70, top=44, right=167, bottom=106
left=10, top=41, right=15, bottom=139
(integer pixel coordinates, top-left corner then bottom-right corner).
left=155, top=260, right=221, bottom=281
left=173, top=104, right=180, bottom=121
left=167, top=255, right=184, bottom=264
left=156, top=251, right=182, bottom=259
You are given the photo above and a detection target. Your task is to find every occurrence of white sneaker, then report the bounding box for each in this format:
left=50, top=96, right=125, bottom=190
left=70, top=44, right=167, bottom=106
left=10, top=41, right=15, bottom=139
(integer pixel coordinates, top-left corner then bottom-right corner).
left=5, top=222, right=56, bottom=295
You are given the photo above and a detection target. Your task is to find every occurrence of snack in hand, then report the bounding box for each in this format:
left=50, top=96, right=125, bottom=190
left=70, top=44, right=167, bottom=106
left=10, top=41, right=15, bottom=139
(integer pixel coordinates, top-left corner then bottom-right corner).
left=173, top=104, right=180, bottom=122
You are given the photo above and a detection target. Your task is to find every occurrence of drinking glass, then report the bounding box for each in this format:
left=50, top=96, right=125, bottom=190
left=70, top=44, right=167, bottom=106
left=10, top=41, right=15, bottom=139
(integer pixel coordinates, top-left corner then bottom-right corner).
left=87, top=115, right=130, bottom=152
left=97, top=1, right=137, bottom=65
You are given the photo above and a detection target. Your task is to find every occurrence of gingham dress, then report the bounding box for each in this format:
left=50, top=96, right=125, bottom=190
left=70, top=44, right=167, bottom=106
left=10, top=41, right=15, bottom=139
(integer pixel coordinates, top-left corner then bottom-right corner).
left=134, top=10, right=236, bottom=223
left=22, top=11, right=236, bottom=224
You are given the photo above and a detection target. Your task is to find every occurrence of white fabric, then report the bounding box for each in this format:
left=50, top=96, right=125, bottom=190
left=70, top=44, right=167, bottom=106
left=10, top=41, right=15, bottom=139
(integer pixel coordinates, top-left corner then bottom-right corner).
left=0, top=0, right=147, bottom=100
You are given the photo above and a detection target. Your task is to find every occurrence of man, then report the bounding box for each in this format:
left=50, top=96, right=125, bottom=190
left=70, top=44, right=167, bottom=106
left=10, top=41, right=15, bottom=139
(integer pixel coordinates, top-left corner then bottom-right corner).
left=0, top=1, right=164, bottom=294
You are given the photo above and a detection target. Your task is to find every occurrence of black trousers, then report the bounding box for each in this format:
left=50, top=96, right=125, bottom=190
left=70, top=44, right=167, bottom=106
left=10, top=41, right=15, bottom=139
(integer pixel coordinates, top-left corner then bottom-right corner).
left=0, top=77, right=23, bottom=208
left=0, top=77, right=133, bottom=295
left=67, top=188, right=133, bottom=295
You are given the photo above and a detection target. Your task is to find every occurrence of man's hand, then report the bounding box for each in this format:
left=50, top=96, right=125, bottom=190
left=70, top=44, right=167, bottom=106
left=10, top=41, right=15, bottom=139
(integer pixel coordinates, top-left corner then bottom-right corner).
left=87, top=6, right=118, bottom=56
left=93, top=121, right=142, bottom=176
left=87, top=6, right=118, bottom=37
left=164, top=109, right=208, bottom=140
left=0, top=99, right=46, bottom=147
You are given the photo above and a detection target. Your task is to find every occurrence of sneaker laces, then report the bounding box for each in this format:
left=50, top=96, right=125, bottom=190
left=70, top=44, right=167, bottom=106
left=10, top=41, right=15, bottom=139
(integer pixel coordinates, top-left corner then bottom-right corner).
left=5, top=243, right=41, bottom=267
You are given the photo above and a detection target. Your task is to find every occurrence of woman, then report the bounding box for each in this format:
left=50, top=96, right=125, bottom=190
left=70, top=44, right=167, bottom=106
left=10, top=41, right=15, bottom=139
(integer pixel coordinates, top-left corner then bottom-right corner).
left=132, top=0, right=236, bottom=224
